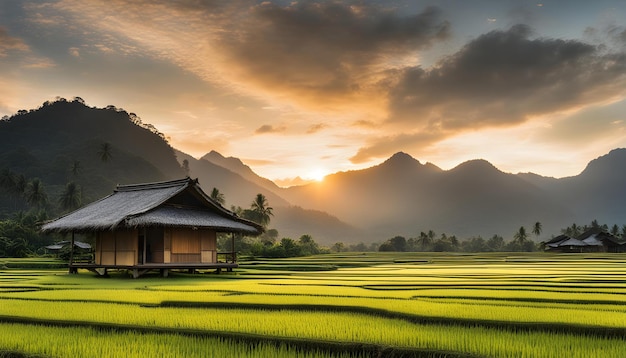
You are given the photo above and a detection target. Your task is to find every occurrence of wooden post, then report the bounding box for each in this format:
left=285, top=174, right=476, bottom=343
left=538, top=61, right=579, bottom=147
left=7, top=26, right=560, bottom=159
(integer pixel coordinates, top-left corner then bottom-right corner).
left=142, top=228, right=147, bottom=265
left=231, top=233, right=236, bottom=263
left=68, top=231, right=76, bottom=274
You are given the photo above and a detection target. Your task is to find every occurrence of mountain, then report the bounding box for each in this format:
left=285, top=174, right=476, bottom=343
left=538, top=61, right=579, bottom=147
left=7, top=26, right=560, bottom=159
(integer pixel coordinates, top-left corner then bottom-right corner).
left=283, top=152, right=442, bottom=229
left=4, top=98, right=626, bottom=244
left=0, top=99, right=184, bottom=209
left=175, top=151, right=361, bottom=244
left=517, top=148, right=626, bottom=227
left=282, top=153, right=575, bottom=240
left=201, top=151, right=282, bottom=193
left=176, top=150, right=289, bottom=208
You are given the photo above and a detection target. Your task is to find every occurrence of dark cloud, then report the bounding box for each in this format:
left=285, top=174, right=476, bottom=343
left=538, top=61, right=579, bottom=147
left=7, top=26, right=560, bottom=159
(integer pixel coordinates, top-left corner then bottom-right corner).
left=389, top=24, right=626, bottom=129
left=352, top=24, right=626, bottom=163
left=218, top=2, right=450, bottom=103
left=255, top=124, right=286, bottom=134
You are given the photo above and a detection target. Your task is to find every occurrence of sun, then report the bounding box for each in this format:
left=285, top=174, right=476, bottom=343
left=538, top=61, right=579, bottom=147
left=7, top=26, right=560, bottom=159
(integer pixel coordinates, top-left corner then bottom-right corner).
left=306, top=168, right=327, bottom=182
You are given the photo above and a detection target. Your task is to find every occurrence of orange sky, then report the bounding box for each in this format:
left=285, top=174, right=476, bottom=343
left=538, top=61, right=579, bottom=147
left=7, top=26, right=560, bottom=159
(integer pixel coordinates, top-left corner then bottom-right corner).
left=2, top=1, right=626, bottom=183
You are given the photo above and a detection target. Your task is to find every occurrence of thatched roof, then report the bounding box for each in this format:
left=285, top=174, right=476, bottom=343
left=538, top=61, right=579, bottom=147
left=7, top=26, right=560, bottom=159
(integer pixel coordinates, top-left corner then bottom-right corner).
left=41, top=178, right=262, bottom=235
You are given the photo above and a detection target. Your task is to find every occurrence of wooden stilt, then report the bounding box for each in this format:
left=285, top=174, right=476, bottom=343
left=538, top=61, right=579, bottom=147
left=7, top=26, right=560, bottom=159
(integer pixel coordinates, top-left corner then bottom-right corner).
left=68, top=231, right=76, bottom=274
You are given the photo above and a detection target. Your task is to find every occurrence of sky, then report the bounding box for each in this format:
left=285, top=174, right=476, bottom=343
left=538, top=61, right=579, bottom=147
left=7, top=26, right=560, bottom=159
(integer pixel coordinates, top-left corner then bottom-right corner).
left=2, top=0, right=626, bottom=184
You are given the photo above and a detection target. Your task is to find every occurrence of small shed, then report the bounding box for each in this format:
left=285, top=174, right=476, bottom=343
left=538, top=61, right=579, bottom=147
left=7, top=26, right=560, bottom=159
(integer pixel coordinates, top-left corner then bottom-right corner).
left=41, top=178, right=263, bottom=277
left=543, top=229, right=626, bottom=253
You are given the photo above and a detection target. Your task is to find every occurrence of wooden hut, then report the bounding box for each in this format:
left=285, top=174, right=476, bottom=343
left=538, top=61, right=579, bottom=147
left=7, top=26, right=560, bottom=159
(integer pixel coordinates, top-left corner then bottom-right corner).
left=41, top=178, right=263, bottom=277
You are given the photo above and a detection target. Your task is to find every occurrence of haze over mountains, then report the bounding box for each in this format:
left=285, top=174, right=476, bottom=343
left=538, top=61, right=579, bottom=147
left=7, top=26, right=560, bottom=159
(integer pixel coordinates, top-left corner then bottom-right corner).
left=2, top=99, right=625, bottom=244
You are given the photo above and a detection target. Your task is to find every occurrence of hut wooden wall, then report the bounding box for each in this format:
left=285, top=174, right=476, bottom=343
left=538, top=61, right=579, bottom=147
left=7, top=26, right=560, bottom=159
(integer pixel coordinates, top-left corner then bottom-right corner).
left=168, top=228, right=216, bottom=263
left=200, top=229, right=217, bottom=263
left=95, top=229, right=138, bottom=266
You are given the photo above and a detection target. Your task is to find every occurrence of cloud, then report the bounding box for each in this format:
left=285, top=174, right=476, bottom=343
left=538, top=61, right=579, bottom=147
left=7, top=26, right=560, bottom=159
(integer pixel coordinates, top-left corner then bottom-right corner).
left=350, top=130, right=445, bottom=164
left=389, top=25, right=626, bottom=127
left=218, top=2, right=450, bottom=108
left=306, top=123, right=327, bottom=134
left=353, top=24, right=626, bottom=163
left=255, top=124, right=286, bottom=134
left=0, top=27, right=29, bottom=57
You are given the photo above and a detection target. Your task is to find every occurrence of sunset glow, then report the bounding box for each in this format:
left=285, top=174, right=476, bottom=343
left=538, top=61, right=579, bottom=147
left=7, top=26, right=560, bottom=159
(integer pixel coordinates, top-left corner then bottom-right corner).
left=2, top=1, right=626, bottom=180
left=306, top=168, right=328, bottom=182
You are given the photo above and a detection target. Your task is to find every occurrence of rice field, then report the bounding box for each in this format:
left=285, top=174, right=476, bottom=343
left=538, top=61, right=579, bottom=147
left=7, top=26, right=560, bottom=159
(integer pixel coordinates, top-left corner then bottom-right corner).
left=0, top=252, right=625, bottom=357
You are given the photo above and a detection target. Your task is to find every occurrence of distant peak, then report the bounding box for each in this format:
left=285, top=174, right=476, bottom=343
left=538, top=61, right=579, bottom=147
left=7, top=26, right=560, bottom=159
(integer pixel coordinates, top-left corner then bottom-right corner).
left=452, top=159, right=500, bottom=173
left=384, top=152, right=420, bottom=165
left=580, top=147, right=626, bottom=176
left=202, top=150, right=225, bottom=160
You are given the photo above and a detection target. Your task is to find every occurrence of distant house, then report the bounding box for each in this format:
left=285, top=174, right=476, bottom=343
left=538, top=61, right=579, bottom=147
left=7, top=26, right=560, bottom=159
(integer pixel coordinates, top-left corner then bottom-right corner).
left=543, top=228, right=626, bottom=253
left=41, top=178, right=263, bottom=277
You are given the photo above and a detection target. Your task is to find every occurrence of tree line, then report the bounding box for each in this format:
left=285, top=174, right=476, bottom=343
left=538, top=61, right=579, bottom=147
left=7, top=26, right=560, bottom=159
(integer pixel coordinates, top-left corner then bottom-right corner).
left=2, top=167, right=626, bottom=258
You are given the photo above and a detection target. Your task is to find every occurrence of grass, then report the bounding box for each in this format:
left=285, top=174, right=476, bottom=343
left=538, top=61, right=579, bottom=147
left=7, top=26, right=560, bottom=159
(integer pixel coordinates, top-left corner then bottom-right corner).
left=0, top=252, right=625, bottom=357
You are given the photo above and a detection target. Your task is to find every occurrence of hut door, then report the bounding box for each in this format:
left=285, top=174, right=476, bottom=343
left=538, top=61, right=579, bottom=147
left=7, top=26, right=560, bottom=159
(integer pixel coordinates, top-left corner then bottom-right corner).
left=146, top=227, right=164, bottom=263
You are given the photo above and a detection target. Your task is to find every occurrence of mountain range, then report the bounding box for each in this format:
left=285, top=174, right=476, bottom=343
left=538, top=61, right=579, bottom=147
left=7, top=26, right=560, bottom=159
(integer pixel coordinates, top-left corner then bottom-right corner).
left=2, top=99, right=625, bottom=244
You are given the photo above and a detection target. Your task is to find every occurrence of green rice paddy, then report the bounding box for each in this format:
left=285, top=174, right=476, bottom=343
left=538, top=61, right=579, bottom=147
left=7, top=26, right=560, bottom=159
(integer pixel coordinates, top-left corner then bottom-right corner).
left=0, top=252, right=625, bottom=357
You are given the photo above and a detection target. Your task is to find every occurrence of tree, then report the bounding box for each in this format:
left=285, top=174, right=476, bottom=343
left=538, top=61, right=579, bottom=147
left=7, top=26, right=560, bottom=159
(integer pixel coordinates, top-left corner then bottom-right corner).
left=513, top=226, right=528, bottom=245
left=280, top=238, right=301, bottom=257
left=59, top=182, right=81, bottom=211
left=390, top=236, right=407, bottom=251
left=70, top=160, right=81, bottom=177
left=14, top=174, right=27, bottom=197
left=0, top=169, right=14, bottom=190
left=590, top=219, right=600, bottom=229
left=562, top=223, right=581, bottom=238
left=210, top=187, right=225, bottom=206
left=246, top=193, right=273, bottom=228
left=99, top=142, right=112, bottom=162
left=486, top=234, right=504, bottom=251
left=432, top=233, right=458, bottom=252
left=331, top=242, right=345, bottom=253
left=181, top=159, right=190, bottom=176
left=417, top=231, right=432, bottom=250
left=379, top=236, right=407, bottom=252
left=25, top=178, right=47, bottom=209
left=298, top=234, right=320, bottom=256
left=532, top=222, right=542, bottom=239
left=461, top=236, right=487, bottom=252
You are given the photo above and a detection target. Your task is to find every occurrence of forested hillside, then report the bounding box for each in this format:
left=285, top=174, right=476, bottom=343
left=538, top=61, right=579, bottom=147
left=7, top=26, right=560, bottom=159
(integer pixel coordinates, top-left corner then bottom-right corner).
left=0, top=98, right=184, bottom=218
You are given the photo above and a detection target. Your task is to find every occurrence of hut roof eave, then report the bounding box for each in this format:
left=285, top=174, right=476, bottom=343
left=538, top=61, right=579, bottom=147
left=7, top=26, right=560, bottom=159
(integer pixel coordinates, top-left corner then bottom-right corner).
left=41, top=177, right=263, bottom=235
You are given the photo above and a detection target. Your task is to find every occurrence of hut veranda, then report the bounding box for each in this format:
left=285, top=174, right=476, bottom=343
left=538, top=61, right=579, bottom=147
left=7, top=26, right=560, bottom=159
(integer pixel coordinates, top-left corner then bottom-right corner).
left=41, top=178, right=263, bottom=278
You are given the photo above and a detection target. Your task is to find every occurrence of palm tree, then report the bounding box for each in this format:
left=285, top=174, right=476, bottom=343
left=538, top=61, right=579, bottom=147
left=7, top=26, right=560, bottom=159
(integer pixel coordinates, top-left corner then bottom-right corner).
left=70, top=160, right=81, bottom=177
left=513, top=226, right=528, bottom=245
left=210, top=187, right=225, bottom=205
left=99, top=142, right=112, bottom=162
left=532, top=222, right=542, bottom=239
left=25, top=178, right=47, bottom=209
left=0, top=169, right=14, bottom=190
left=14, top=174, right=27, bottom=198
left=248, top=193, right=273, bottom=228
left=1, top=171, right=27, bottom=210
left=417, top=231, right=432, bottom=250
left=59, top=182, right=82, bottom=211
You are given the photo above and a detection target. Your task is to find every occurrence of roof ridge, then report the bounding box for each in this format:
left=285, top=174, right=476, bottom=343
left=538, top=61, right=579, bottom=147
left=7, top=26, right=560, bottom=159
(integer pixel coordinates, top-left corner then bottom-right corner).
left=116, top=177, right=195, bottom=192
